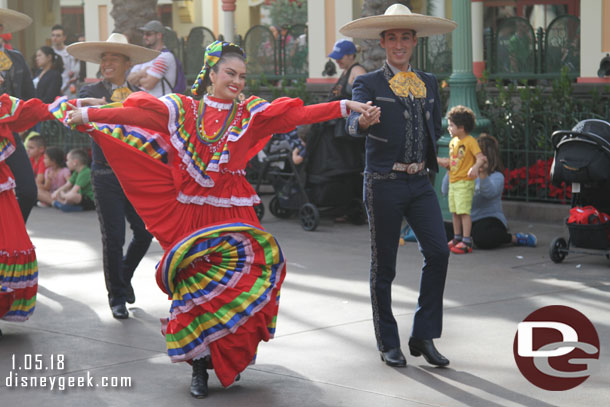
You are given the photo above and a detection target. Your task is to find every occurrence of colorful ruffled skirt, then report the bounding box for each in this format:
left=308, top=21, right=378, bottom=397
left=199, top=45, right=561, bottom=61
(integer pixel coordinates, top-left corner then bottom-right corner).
left=50, top=106, right=286, bottom=387
left=0, top=185, right=38, bottom=322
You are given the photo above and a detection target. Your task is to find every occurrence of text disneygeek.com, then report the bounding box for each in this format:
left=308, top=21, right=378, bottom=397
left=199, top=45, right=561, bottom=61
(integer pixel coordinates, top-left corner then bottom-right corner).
left=3, top=354, right=132, bottom=391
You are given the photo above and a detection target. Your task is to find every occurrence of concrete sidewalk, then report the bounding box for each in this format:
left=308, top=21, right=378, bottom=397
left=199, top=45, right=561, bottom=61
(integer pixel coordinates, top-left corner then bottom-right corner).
left=1, top=204, right=608, bottom=406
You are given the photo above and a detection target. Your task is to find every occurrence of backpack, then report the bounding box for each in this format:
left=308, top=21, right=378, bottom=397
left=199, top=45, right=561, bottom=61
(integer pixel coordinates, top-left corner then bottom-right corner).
left=161, top=48, right=186, bottom=94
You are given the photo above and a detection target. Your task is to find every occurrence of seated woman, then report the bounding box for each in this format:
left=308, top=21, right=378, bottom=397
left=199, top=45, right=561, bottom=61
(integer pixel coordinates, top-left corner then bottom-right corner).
left=442, top=133, right=537, bottom=249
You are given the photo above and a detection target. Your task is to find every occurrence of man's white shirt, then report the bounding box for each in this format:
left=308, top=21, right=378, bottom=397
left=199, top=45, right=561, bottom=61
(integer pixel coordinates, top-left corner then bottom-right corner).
left=131, top=51, right=176, bottom=97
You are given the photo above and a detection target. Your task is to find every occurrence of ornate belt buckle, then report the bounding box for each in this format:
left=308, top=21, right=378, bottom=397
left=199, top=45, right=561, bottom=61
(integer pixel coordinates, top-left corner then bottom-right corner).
left=407, top=163, right=420, bottom=174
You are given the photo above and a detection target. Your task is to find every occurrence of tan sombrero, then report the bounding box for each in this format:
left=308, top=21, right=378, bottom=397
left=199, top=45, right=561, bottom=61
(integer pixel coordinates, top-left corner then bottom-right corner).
left=66, top=33, right=160, bottom=65
left=340, top=4, right=457, bottom=39
left=0, top=8, right=33, bottom=33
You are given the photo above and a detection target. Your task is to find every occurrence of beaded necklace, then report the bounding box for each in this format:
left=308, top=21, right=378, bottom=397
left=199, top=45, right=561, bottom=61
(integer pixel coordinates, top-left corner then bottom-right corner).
left=196, top=97, right=238, bottom=145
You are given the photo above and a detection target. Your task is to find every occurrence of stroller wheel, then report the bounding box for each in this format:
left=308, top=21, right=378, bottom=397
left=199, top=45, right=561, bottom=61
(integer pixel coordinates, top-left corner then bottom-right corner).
left=270, top=196, right=293, bottom=219
left=549, top=237, right=567, bottom=263
left=299, top=203, right=320, bottom=231
left=254, top=202, right=265, bottom=221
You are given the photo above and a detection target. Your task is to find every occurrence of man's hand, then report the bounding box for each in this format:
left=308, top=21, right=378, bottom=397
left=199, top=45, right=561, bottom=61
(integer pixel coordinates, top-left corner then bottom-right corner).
left=66, top=109, right=86, bottom=126
left=353, top=101, right=381, bottom=130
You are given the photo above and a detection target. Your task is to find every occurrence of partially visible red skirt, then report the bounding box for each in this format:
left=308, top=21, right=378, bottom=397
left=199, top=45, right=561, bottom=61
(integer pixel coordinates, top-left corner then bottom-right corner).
left=0, top=188, right=38, bottom=321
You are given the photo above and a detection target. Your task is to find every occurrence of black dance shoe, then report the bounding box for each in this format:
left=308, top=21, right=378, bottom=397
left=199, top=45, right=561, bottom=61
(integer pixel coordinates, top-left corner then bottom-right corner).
left=126, top=284, right=135, bottom=304
left=408, top=337, right=449, bottom=367
left=190, top=358, right=209, bottom=398
left=380, top=347, right=407, bottom=367
left=111, top=303, right=129, bottom=319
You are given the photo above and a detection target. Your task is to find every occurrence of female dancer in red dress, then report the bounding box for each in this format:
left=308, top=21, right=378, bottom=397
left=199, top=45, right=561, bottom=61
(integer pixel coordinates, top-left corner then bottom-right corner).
left=13, top=41, right=380, bottom=398
left=0, top=96, right=39, bottom=332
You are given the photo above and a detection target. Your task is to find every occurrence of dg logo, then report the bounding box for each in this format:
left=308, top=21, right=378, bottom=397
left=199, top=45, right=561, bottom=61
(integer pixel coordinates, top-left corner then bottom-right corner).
left=513, top=305, right=600, bottom=390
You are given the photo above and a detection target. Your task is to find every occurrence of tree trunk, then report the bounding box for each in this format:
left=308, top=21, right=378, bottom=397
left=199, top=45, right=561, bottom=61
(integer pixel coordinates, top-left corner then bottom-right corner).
left=359, top=0, right=412, bottom=72
left=110, top=0, right=159, bottom=46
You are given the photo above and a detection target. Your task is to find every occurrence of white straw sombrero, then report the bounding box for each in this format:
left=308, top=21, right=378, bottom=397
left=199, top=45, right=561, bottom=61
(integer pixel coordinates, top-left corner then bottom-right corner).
left=340, top=3, right=457, bottom=39
left=66, top=33, right=160, bottom=65
left=0, top=8, right=32, bottom=33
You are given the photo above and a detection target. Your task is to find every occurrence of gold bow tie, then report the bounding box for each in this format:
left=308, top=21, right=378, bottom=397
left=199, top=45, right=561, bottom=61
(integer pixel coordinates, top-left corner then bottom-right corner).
left=111, top=87, right=132, bottom=102
left=389, top=71, right=426, bottom=98
left=0, top=51, right=13, bottom=71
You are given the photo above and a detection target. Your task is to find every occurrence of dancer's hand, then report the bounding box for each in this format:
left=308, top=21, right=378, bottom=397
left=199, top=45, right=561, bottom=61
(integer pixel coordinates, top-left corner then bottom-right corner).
left=78, top=97, right=107, bottom=107
left=66, top=109, right=85, bottom=126
left=349, top=101, right=380, bottom=130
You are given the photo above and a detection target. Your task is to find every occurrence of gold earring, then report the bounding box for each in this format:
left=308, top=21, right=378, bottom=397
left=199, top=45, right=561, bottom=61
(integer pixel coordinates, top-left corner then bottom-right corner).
left=207, top=85, right=214, bottom=96
left=238, top=93, right=245, bottom=102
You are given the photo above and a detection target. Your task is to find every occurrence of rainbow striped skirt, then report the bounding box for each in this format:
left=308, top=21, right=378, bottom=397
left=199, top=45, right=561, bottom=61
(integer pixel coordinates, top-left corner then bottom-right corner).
left=156, top=221, right=286, bottom=387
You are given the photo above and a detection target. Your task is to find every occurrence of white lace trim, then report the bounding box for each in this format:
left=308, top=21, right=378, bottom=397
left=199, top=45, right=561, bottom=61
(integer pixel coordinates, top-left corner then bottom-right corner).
left=161, top=96, right=216, bottom=188
left=204, top=95, right=234, bottom=110
left=340, top=99, right=349, bottom=117
left=0, top=143, right=15, bottom=163
left=0, top=177, right=16, bottom=193
left=177, top=191, right=260, bottom=207
left=227, top=102, right=270, bottom=143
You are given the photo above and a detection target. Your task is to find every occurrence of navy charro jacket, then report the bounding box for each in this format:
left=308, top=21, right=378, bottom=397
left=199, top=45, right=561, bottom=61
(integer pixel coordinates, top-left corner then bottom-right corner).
left=346, top=68, right=442, bottom=173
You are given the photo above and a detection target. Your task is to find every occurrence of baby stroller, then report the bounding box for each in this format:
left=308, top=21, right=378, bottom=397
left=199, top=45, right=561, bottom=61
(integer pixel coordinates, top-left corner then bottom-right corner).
left=548, top=119, right=610, bottom=263
left=253, top=123, right=366, bottom=231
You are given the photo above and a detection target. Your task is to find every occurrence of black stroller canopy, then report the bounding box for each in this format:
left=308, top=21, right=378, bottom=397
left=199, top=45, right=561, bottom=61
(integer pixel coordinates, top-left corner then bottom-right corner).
left=552, top=119, right=610, bottom=151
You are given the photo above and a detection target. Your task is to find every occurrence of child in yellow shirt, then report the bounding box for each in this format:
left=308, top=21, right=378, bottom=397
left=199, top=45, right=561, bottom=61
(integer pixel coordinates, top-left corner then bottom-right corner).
left=440, top=106, right=486, bottom=254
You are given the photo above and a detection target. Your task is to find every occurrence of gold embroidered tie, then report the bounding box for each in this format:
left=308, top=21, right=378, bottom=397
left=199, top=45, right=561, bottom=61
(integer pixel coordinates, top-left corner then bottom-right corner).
left=389, top=71, right=426, bottom=98
left=111, top=87, right=132, bottom=102
left=0, top=51, right=13, bottom=71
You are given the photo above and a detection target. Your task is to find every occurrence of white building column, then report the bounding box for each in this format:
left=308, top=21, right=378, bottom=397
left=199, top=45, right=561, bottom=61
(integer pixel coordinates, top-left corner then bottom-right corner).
left=471, top=0, right=485, bottom=79
left=83, top=0, right=115, bottom=80
left=430, top=0, right=445, bottom=18
left=222, top=0, right=235, bottom=42
left=306, top=0, right=326, bottom=80
left=578, top=0, right=609, bottom=82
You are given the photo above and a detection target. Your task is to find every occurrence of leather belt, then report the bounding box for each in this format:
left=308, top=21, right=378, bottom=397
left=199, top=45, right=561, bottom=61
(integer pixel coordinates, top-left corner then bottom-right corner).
left=392, top=161, right=425, bottom=174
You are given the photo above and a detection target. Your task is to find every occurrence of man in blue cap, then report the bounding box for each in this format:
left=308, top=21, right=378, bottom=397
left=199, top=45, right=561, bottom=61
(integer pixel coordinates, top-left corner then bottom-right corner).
left=328, top=39, right=366, bottom=100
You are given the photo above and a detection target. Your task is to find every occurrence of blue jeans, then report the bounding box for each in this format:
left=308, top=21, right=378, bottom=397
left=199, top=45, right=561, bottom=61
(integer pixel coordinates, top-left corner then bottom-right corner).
left=364, top=172, right=449, bottom=351
left=92, top=167, right=153, bottom=306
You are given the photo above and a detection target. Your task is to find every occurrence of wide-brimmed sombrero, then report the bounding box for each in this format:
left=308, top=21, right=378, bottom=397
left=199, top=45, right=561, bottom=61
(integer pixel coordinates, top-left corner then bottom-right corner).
left=340, top=3, right=457, bottom=38
left=66, top=33, right=159, bottom=65
left=0, top=8, right=32, bottom=33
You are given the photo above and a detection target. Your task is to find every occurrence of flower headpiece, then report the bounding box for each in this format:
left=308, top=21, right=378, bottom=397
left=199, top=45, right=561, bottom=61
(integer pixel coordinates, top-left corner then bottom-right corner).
left=191, top=40, right=246, bottom=96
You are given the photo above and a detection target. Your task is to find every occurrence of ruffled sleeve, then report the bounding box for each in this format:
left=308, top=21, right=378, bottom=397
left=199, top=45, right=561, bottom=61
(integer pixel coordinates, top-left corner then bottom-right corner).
left=237, top=97, right=345, bottom=162
left=86, top=91, right=170, bottom=133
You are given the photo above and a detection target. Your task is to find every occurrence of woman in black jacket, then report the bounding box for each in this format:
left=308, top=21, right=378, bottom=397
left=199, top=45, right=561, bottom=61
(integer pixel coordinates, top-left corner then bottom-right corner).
left=33, top=46, right=63, bottom=103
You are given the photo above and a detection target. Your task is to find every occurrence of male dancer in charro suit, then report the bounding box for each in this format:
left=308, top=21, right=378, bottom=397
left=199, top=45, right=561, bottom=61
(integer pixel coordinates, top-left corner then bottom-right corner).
left=342, top=4, right=457, bottom=367
left=68, top=34, right=159, bottom=319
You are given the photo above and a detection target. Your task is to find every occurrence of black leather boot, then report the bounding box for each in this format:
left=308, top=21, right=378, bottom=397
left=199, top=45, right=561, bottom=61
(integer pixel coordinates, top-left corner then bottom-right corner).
left=190, top=358, right=209, bottom=398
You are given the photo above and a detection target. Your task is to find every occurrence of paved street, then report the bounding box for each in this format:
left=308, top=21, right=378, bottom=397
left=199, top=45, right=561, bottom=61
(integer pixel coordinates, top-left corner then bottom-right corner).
left=1, top=200, right=609, bottom=406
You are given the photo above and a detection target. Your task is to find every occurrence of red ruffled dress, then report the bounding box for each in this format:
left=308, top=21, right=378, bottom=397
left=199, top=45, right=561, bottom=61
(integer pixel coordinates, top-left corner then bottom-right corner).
left=46, top=92, right=348, bottom=386
left=0, top=95, right=40, bottom=322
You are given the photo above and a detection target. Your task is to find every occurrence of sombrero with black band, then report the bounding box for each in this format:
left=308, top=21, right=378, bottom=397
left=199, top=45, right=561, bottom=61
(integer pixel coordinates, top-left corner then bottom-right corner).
left=0, top=8, right=32, bottom=34
left=66, top=33, right=160, bottom=65
left=340, top=4, right=457, bottom=39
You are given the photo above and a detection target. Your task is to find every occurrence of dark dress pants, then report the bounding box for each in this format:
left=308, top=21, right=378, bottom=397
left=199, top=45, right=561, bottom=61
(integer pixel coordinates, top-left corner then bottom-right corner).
left=6, top=135, right=37, bottom=222
left=364, top=172, right=449, bottom=351
left=92, top=168, right=153, bottom=307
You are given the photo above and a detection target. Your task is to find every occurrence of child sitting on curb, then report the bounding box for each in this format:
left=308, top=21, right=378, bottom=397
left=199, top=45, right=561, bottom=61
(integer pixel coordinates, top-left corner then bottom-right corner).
left=51, top=148, right=95, bottom=212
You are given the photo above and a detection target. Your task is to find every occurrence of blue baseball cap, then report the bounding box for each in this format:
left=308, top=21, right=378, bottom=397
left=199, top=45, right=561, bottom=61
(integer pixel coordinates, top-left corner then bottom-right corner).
left=328, top=39, right=357, bottom=60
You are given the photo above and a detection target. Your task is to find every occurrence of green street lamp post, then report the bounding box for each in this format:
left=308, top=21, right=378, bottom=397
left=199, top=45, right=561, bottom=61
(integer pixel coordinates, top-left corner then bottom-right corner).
left=434, top=0, right=490, bottom=221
